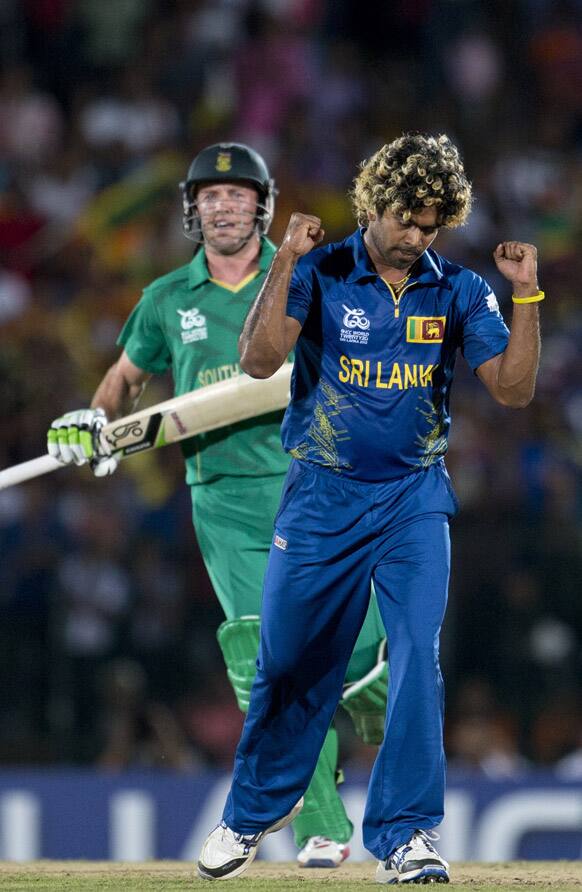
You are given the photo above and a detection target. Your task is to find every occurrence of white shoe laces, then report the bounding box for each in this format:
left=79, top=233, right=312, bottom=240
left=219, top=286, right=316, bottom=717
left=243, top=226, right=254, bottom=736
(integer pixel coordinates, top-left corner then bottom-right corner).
left=410, top=829, right=440, bottom=854
left=220, top=822, right=262, bottom=854
left=391, top=829, right=443, bottom=867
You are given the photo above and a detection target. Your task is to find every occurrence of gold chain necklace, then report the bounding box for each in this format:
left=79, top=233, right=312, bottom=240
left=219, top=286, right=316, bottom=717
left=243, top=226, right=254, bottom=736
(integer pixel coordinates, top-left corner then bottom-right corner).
left=390, top=274, right=410, bottom=296
left=381, top=273, right=411, bottom=318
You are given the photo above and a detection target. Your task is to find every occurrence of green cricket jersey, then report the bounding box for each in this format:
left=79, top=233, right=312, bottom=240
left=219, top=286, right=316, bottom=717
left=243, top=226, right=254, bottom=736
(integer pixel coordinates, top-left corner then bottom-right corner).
left=118, top=238, right=290, bottom=486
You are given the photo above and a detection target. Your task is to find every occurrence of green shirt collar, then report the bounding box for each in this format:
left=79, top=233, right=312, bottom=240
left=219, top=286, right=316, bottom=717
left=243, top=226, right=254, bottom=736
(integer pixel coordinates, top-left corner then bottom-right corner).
left=188, top=237, right=276, bottom=290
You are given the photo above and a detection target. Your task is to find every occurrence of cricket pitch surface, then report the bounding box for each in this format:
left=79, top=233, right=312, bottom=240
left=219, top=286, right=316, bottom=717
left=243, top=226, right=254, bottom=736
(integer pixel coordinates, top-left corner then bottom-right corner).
left=0, top=861, right=580, bottom=891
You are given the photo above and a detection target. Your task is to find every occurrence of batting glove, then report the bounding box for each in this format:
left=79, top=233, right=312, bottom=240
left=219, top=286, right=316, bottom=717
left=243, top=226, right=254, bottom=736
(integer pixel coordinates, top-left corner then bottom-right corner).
left=47, top=408, right=120, bottom=477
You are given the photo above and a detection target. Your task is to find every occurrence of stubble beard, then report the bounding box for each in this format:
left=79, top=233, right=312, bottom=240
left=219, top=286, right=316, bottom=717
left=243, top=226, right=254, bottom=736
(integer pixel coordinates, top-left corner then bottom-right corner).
left=381, top=237, right=421, bottom=271
left=206, top=238, right=249, bottom=256
left=201, top=223, right=256, bottom=256
left=369, top=228, right=413, bottom=271
left=390, top=252, right=415, bottom=270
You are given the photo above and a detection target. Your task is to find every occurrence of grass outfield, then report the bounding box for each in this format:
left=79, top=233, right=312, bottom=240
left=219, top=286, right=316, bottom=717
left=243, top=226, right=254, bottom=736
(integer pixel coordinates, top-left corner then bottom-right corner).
left=0, top=861, right=579, bottom=891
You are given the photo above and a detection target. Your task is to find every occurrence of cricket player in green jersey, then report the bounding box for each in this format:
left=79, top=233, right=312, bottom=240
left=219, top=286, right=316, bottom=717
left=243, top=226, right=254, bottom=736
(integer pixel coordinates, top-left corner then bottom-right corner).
left=47, top=142, right=388, bottom=867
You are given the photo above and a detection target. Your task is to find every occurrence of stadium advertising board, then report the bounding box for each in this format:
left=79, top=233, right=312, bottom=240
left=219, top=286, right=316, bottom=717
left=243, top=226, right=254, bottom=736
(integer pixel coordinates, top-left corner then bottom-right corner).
left=0, top=771, right=579, bottom=861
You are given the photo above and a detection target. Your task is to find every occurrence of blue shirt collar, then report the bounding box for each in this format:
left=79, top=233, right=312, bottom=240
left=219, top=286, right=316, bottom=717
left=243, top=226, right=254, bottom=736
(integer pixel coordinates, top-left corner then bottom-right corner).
left=345, top=228, right=451, bottom=289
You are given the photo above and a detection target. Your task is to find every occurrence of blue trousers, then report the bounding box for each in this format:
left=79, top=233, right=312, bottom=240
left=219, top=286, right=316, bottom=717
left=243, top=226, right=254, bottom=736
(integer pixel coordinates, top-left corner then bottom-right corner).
left=222, top=459, right=458, bottom=859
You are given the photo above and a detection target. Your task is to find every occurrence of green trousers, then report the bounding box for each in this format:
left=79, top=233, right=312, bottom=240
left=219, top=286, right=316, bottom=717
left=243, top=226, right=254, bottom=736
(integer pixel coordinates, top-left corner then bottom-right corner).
left=191, top=474, right=385, bottom=847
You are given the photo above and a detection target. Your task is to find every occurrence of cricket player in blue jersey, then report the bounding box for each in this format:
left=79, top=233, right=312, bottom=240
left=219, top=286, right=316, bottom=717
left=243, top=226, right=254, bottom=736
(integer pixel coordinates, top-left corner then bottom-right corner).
left=198, top=133, right=542, bottom=884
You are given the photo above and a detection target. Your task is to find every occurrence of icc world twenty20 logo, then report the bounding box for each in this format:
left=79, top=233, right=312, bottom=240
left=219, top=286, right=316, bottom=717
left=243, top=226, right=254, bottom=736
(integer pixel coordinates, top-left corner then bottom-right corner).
left=340, top=305, right=371, bottom=344
left=342, top=305, right=370, bottom=330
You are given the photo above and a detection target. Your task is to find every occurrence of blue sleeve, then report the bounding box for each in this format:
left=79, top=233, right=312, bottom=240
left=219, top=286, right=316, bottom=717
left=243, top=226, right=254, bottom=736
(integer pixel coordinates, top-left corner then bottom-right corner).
left=459, top=272, right=510, bottom=372
left=286, top=258, right=314, bottom=325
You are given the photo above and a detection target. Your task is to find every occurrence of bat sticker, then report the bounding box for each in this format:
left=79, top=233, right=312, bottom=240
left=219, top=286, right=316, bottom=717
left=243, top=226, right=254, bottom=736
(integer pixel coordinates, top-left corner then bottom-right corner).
left=106, top=419, right=144, bottom=447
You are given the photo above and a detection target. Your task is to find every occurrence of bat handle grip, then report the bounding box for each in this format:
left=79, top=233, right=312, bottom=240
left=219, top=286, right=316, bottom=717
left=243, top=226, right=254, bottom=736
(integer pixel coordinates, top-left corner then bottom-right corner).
left=0, top=454, right=63, bottom=490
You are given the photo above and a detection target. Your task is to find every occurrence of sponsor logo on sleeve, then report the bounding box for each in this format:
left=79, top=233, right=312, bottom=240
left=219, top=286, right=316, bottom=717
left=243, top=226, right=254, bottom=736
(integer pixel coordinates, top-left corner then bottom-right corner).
left=273, top=534, right=288, bottom=550
left=178, top=308, right=208, bottom=343
left=406, top=316, right=446, bottom=343
left=486, top=292, right=501, bottom=313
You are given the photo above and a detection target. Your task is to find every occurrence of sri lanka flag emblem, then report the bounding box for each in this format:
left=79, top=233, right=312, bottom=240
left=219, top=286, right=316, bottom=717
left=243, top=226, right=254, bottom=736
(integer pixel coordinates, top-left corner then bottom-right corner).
left=407, top=316, right=446, bottom=343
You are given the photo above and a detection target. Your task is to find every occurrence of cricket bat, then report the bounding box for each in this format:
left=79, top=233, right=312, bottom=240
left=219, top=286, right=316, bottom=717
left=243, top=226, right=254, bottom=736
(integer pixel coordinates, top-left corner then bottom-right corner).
left=0, top=363, right=293, bottom=490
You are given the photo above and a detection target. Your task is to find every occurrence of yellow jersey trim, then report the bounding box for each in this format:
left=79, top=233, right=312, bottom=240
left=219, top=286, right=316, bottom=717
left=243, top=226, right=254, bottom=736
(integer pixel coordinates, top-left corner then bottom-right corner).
left=382, top=278, right=413, bottom=319
left=209, top=272, right=260, bottom=293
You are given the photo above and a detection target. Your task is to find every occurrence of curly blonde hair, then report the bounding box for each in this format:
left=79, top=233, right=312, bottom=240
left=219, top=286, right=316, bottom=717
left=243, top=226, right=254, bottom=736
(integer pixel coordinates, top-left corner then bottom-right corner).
left=351, top=133, right=472, bottom=228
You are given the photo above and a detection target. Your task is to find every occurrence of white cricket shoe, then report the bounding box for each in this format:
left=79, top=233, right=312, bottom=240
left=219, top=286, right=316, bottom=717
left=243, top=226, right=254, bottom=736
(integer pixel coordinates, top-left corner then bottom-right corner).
left=297, top=835, right=350, bottom=868
left=197, top=797, right=304, bottom=881
left=376, top=829, right=449, bottom=884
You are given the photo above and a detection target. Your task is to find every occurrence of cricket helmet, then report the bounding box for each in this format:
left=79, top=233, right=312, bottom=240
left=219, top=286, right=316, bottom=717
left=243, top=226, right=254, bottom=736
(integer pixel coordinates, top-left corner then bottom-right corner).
left=180, top=142, right=276, bottom=242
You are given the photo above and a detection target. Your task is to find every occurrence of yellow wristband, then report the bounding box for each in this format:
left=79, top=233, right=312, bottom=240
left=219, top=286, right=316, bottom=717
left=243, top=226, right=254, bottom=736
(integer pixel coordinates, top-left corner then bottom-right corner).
left=512, top=290, right=545, bottom=304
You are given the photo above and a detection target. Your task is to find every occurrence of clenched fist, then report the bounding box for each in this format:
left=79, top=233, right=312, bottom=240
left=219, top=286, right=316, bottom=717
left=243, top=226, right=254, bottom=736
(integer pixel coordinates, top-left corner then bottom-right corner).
left=278, top=212, right=325, bottom=260
left=493, top=242, right=539, bottom=298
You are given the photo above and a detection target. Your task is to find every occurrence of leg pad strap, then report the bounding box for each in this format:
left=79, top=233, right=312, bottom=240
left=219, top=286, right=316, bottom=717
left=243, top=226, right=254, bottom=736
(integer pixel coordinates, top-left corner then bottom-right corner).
left=341, top=640, right=388, bottom=745
left=216, top=615, right=260, bottom=713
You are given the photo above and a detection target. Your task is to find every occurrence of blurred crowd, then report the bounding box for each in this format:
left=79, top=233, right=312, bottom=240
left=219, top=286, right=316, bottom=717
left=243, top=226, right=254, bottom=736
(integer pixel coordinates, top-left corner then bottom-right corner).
left=0, top=0, right=580, bottom=777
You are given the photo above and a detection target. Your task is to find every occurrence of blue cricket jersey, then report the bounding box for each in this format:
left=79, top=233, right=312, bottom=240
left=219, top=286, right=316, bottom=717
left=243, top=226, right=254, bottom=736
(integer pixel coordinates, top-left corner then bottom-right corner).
left=282, top=228, right=509, bottom=482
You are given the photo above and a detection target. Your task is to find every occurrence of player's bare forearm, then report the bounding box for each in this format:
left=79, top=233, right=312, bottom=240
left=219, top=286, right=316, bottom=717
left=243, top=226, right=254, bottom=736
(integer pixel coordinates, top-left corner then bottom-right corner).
left=90, top=352, right=150, bottom=419
left=239, top=247, right=300, bottom=378
left=480, top=304, right=541, bottom=407
left=240, top=212, right=323, bottom=378
left=477, top=241, right=542, bottom=408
